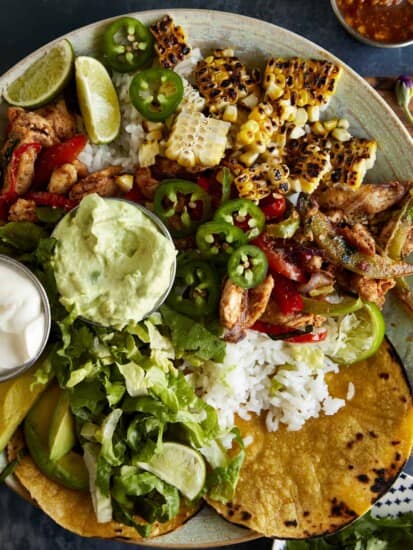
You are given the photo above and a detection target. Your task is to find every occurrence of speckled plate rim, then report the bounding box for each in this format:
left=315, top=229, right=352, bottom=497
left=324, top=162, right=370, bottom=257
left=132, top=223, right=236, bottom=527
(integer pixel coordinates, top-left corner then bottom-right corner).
left=1, top=7, right=413, bottom=548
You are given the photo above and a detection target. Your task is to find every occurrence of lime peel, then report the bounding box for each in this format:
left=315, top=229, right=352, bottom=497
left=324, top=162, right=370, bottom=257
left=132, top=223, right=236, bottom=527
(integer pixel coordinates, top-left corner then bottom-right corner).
left=137, top=442, right=206, bottom=500
left=3, top=40, right=74, bottom=108
left=75, top=56, right=121, bottom=144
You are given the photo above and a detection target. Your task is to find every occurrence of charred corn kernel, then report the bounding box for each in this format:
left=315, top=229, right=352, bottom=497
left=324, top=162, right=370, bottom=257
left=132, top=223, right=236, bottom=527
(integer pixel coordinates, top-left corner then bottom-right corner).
left=289, top=144, right=331, bottom=193
left=239, top=150, right=260, bottom=166
left=195, top=52, right=258, bottom=111
left=138, top=141, right=160, bottom=167
left=294, top=107, right=308, bottom=127
left=223, top=104, right=238, bottom=122
left=337, top=118, right=350, bottom=129
left=234, top=160, right=290, bottom=200
left=144, top=121, right=163, bottom=132
left=289, top=126, right=306, bottom=140
left=322, top=137, right=377, bottom=188
left=331, top=127, right=352, bottom=142
left=165, top=110, right=230, bottom=168
left=323, top=119, right=338, bottom=132
left=307, top=105, right=320, bottom=122
left=146, top=129, right=163, bottom=141
left=263, top=57, right=342, bottom=107
left=240, top=93, right=259, bottom=109
left=115, top=174, right=134, bottom=192
left=312, top=121, right=327, bottom=136
left=150, top=15, right=191, bottom=68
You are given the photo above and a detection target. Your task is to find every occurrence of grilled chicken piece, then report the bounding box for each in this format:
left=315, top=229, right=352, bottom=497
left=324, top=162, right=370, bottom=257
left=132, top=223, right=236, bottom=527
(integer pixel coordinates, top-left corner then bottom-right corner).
left=48, top=163, right=78, bottom=194
left=349, top=274, right=396, bottom=309
left=260, top=299, right=325, bottom=329
left=134, top=167, right=160, bottom=200
left=220, top=275, right=274, bottom=342
left=150, top=15, right=191, bottom=69
left=0, top=107, right=60, bottom=195
left=68, top=166, right=122, bottom=201
left=339, top=223, right=376, bottom=256
left=263, top=57, right=342, bottom=108
left=36, top=99, right=77, bottom=142
left=314, top=181, right=409, bottom=217
left=8, top=198, right=38, bottom=222
left=195, top=49, right=259, bottom=112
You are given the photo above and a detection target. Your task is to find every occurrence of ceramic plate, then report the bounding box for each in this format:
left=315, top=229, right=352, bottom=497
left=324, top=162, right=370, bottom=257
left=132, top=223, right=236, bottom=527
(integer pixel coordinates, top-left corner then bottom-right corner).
left=0, top=8, right=412, bottom=548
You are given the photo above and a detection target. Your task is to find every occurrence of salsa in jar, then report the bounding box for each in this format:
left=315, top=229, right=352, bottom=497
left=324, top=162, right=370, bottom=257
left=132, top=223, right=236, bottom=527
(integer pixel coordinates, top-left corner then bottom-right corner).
left=336, top=0, right=413, bottom=44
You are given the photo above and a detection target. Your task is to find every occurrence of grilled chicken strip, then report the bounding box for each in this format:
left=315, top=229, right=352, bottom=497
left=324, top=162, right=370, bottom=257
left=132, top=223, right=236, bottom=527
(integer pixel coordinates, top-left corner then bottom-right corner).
left=314, top=181, right=409, bottom=217
left=260, top=298, right=325, bottom=329
left=349, top=274, right=396, bottom=309
left=36, top=99, right=77, bottom=142
left=220, top=275, right=274, bottom=342
left=69, top=166, right=122, bottom=201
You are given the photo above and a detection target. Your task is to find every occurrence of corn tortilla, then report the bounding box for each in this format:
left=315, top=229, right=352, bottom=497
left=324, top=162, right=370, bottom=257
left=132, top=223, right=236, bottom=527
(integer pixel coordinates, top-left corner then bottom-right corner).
left=207, top=339, right=413, bottom=538
left=7, top=430, right=200, bottom=541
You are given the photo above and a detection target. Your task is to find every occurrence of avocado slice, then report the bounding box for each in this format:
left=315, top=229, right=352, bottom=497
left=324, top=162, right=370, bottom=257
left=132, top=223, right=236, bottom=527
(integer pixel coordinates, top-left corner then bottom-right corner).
left=24, top=384, right=89, bottom=491
left=48, top=390, right=75, bottom=461
left=0, top=354, right=53, bottom=453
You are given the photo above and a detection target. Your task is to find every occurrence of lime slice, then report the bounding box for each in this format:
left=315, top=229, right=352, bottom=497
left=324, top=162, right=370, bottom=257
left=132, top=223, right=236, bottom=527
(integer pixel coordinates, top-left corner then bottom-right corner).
left=137, top=442, right=206, bottom=500
left=3, top=40, right=74, bottom=108
left=75, top=56, right=121, bottom=144
left=330, top=302, right=385, bottom=365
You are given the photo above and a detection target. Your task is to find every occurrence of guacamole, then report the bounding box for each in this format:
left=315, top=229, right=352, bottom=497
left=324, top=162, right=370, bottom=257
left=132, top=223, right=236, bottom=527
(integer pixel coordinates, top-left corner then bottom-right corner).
left=53, top=194, right=176, bottom=328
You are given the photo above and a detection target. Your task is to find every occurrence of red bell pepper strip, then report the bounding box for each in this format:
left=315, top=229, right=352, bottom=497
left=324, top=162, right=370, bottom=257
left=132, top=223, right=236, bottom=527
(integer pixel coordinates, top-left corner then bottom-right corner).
left=124, top=186, right=144, bottom=204
left=285, top=329, right=328, bottom=343
left=260, top=197, right=286, bottom=220
left=271, top=272, right=304, bottom=315
left=33, top=134, right=88, bottom=186
left=252, top=233, right=307, bottom=283
left=251, top=320, right=327, bottom=343
left=25, top=192, right=78, bottom=211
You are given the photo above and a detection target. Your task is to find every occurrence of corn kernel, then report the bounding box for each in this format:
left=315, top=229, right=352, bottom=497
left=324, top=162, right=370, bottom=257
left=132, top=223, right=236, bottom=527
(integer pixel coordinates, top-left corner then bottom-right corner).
left=239, top=150, right=259, bottom=166
left=294, top=107, right=308, bottom=127
left=331, top=128, right=352, bottom=142
left=223, top=104, right=238, bottom=122
left=312, top=121, right=327, bottom=136
left=307, top=105, right=320, bottom=122
left=323, top=119, right=338, bottom=132
left=115, top=174, right=134, bottom=192
left=266, top=83, right=284, bottom=101
left=337, top=118, right=350, bottom=129
left=289, top=126, right=306, bottom=140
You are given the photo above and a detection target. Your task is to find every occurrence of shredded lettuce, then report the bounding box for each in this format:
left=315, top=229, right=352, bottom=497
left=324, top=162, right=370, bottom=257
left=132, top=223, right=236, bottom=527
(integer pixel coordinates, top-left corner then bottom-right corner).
left=83, top=443, right=112, bottom=523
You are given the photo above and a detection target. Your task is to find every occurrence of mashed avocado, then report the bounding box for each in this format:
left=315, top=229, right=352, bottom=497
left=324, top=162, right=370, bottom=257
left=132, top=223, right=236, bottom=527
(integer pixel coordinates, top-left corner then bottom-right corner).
left=53, top=194, right=176, bottom=328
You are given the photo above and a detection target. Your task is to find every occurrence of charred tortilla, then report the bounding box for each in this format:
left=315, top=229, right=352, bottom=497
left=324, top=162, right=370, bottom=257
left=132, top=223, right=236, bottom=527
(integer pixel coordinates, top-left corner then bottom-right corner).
left=7, top=430, right=200, bottom=541
left=207, top=339, right=413, bottom=538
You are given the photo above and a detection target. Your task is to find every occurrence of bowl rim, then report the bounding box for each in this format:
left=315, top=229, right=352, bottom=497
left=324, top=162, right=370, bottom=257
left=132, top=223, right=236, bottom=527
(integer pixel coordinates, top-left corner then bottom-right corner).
left=0, top=254, right=51, bottom=382
left=330, top=0, right=413, bottom=48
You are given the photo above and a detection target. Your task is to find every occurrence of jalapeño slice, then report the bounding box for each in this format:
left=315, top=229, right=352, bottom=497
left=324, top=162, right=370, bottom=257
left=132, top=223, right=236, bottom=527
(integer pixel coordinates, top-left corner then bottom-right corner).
left=129, top=68, right=184, bottom=122
left=103, top=17, right=154, bottom=73
left=167, top=259, right=219, bottom=318
left=153, top=179, right=212, bottom=238
left=228, top=244, right=268, bottom=289
left=196, top=221, right=247, bottom=263
left=214, top=198, right=265, bottom=240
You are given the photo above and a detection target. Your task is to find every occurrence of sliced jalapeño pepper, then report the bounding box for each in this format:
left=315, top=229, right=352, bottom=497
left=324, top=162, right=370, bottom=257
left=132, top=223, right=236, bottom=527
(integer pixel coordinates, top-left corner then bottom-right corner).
left=129, top=68, right=184, bottom=122
left=167, top=259, right=219, bottom=317
left=214, top=198, right=265, bottom=240
left=153, top=179, right=212, bottom=238
left=103, top=17, right=154, bottom=73
left=196, top=221, right=247, bottom=262
left=227, top=244, right=268, bottom=289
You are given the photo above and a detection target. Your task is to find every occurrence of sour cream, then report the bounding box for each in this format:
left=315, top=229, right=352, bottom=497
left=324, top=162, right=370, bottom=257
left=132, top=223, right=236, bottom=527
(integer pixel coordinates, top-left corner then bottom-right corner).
left=0, top=261, right=47, bottom=371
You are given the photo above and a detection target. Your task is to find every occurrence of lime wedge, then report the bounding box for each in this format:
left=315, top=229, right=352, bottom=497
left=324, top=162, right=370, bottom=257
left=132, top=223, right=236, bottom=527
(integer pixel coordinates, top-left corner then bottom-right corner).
left=3, top=40, right=74, bottom=108
left=75, top=56, right=120, bottom=144
left=137, top=442, right=206, bottom=500
left=330, top=302, right=385, bottom=365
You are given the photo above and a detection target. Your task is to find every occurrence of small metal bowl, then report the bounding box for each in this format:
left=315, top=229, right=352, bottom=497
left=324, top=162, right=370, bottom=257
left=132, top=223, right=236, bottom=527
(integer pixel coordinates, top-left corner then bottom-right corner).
left=330, top=0, right=413, bottom=48
left=52, top=197, right=177, bottom=328
left=0, top=255, right=51, bottom=382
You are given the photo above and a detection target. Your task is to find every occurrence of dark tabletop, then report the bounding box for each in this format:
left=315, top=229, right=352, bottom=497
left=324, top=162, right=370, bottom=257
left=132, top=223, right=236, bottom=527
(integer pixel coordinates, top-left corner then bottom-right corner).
left=0, top=1, right=412, bottom=549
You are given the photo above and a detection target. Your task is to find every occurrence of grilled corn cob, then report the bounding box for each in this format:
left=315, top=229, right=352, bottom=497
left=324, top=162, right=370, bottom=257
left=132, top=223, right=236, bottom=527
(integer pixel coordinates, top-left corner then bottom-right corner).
left=138, top=121, right=164, bottom=167
left=165, top=110, right=230, bottom=168
left=179, top=78, right=206, bottom=113
left=322, top=137, right=377, bottom=188
left=288, top=143, right=332, bottom=193
left=234, top=159, right=290, bottom=201
left=150, top=15, right=191, bottom=68
left=263, top=57, right=342, bottom=107
left=195, top=49, right=260, bottom=113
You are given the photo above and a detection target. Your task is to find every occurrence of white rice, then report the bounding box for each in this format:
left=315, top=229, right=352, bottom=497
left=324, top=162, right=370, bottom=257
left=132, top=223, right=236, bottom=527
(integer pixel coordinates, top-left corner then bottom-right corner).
left=185, top=322, right=352, bottom=433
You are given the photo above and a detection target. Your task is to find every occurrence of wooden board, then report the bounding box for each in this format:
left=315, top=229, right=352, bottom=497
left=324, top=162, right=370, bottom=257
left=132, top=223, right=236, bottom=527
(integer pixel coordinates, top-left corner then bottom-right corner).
left=366, top=76, right=413, bottom=137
